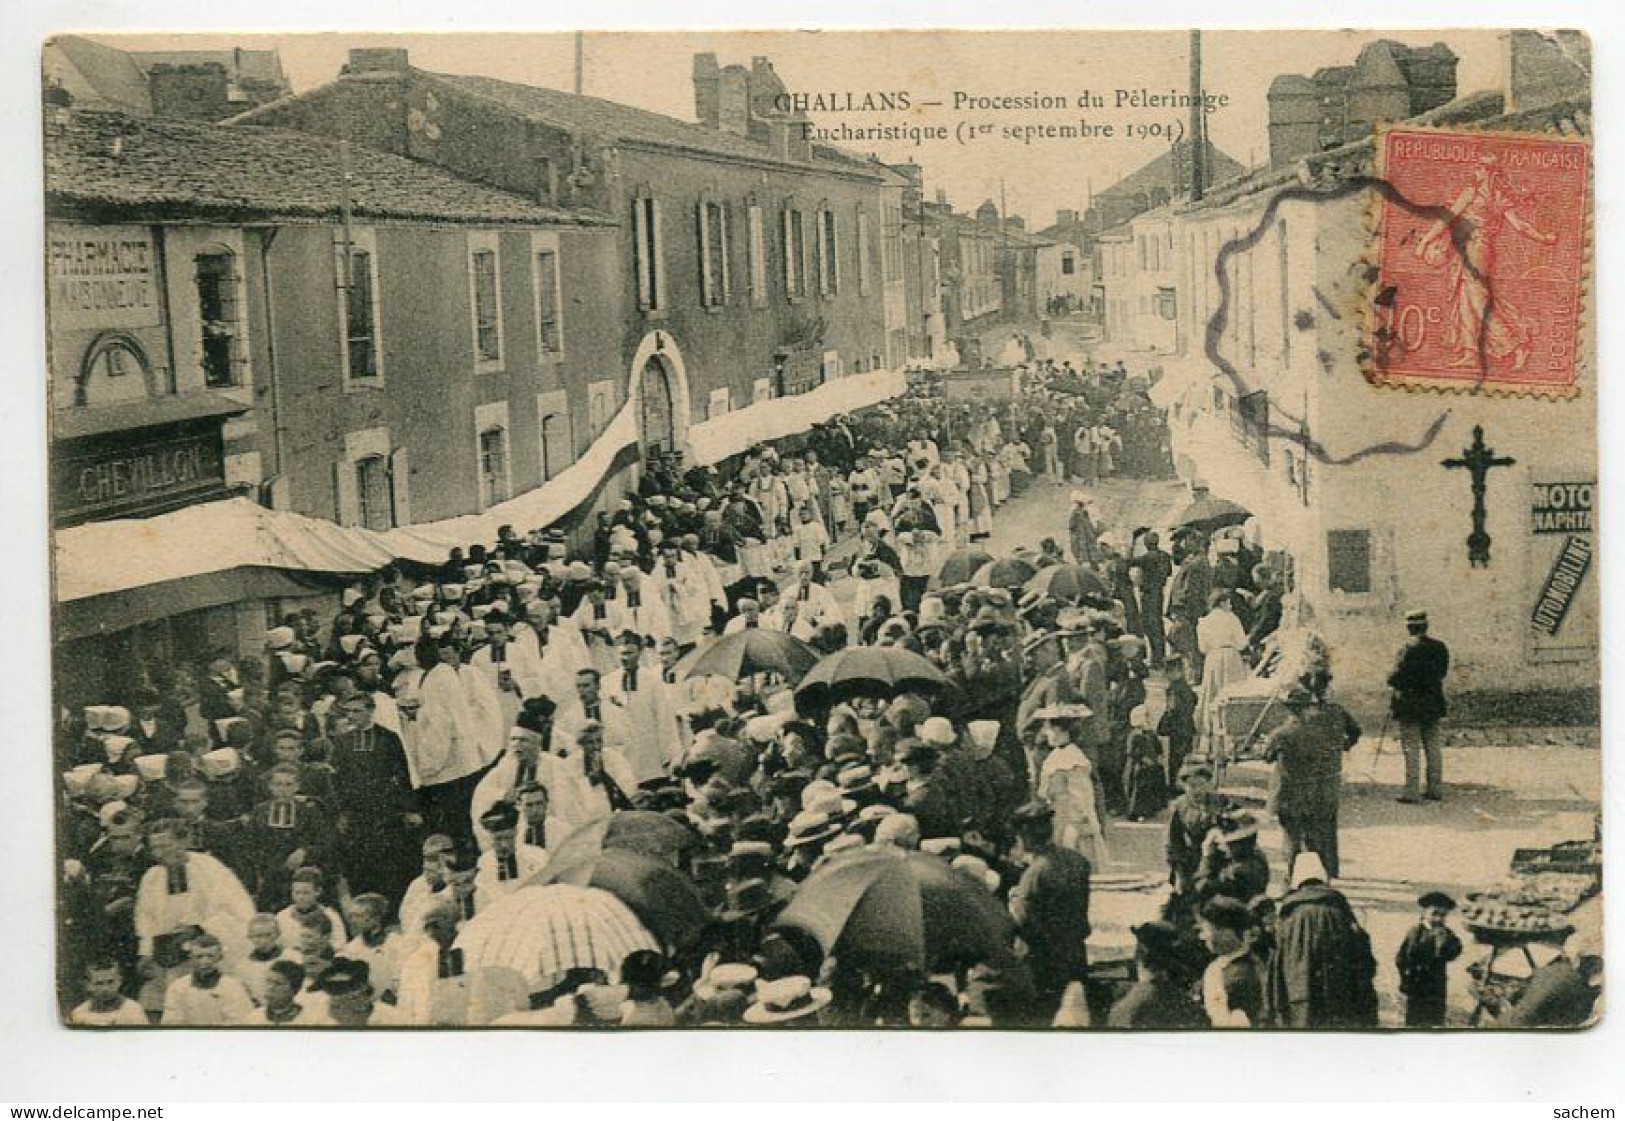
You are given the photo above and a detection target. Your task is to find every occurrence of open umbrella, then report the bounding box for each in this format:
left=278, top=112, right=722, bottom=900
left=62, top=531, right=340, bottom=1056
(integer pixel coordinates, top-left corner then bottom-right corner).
left=1174, top=490, right=1250, bottom=533
left=455, top=882, right=658, bottom=988
left=973, top=556, right=1039, bottom=590
left=774, top=847, right=1016, bottom=971
left=681, top=629, right=821, bottom=684
left=544, top=810, right=695, bottom=869
left=795, top=646, right=948, bottom=707
left=936, top=547, right=994, bottom=587
left=532, top=846, right=711, bottom=952
left=1025, top=563, right=1109, bottom=603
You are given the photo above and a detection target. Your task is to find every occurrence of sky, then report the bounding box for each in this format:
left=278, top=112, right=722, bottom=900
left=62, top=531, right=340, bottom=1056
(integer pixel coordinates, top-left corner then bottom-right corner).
left=88, top=29, right=1504, bottom=226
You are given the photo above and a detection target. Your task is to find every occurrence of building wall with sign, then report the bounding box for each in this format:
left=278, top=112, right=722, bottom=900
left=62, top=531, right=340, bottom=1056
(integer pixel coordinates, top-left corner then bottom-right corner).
left=48, top=222, right=176, bottom=410
left=1157, top=183, right=1597, bottom=706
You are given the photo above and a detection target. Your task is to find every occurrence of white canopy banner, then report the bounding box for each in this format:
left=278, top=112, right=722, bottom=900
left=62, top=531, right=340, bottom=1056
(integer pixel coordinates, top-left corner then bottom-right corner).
left=685, top=368, right=906, bottom=467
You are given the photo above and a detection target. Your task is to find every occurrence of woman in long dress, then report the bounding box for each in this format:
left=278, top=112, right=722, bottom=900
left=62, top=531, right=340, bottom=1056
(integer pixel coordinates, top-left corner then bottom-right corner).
left=1196, top=590, right=1250, bottom=763
left=1035, top=714, right=1110, bottom=866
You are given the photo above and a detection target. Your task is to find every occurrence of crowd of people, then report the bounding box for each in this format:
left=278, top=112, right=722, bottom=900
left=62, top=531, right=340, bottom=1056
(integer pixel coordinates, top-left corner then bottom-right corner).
left=55, top=356, right=1589, bottom=1031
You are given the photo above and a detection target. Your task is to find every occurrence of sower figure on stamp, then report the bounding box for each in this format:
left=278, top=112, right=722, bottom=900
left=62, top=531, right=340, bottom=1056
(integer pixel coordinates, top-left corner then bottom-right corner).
left=1413, top=150, right=1557, bottom=373
left=1389, top=609, right=1450, bottom=804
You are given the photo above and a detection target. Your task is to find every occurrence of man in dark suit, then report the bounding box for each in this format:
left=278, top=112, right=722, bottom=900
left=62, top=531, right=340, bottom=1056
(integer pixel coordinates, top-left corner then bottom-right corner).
left=1008, top=801, right=1092, bottom=1023
left=1388, top=609, right=1450, bottom=804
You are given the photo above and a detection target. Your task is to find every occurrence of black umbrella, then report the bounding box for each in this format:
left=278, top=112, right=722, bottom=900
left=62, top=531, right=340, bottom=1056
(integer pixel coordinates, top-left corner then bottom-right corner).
left=936, top=548, right=995, bottom=587
left=795, top=646, right=948, bottom=707
left=1173, top=490, right=1250, bottom=533
left=681, top=628, right=821, bottom=683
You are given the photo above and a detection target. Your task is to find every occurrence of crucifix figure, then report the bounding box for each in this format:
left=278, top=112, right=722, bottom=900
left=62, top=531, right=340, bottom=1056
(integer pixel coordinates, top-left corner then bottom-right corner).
left=1442, top=425, right=1516, bottom=567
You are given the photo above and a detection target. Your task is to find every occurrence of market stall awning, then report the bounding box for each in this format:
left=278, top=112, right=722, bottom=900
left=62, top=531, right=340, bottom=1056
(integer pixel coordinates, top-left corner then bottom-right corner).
left=54, top=496, right=402, bottom=605
left=686, top=368, right=906, bottom=467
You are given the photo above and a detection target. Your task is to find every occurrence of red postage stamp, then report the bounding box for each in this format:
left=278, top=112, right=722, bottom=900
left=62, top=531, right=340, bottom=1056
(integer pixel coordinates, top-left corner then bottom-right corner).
left=1368, top=126, right=1590, bottom=396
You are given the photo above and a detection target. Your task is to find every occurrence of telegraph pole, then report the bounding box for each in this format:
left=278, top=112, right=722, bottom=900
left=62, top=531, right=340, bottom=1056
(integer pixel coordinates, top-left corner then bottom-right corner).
left=1189, top=29, right=1206, bottom=201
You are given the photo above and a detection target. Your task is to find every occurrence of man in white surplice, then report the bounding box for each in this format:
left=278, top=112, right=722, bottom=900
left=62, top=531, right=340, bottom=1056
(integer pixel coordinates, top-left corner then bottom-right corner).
left=653, top=540, right=715, bottom=650
left=406, top=638, right=495, bottom=844
left=601, top=631, right=684, bottom=785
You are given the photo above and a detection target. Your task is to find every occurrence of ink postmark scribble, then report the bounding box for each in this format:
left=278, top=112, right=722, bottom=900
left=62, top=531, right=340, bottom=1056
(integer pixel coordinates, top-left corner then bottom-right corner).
left=1367, top=127, right=1589, bottom=396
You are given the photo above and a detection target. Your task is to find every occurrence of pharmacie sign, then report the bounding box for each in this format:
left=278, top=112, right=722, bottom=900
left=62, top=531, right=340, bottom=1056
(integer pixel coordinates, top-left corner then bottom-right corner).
left=1530, top=481, right=1593, bottom=534
left=48, top=224, right=162, bottom=330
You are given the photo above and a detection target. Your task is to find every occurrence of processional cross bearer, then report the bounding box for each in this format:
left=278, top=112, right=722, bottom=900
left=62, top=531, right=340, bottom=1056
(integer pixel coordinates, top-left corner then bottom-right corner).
left=1442, top=425, right=1516, bottom=568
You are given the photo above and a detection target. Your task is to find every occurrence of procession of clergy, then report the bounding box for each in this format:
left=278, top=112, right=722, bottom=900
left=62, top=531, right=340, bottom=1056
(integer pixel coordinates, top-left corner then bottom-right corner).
left=59, top=361, right=1437, bottom=1030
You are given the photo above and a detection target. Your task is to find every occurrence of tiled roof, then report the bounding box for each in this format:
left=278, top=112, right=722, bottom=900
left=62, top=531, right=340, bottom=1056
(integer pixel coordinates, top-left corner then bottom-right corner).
left=425, top=71, right=881, bottom=179
left=46, top=109, right=612, bottom=227
left=1097, top=140, right=1246, bottom=204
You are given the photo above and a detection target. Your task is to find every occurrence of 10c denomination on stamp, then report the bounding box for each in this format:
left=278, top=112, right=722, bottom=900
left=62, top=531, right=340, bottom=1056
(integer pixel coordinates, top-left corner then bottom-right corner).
left=1369, top=126, right=1589, bottom=396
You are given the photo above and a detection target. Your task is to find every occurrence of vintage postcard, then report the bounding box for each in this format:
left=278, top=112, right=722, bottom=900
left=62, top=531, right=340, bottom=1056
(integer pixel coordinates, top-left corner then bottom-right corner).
left=45, top=28, right=1598, bottom=1032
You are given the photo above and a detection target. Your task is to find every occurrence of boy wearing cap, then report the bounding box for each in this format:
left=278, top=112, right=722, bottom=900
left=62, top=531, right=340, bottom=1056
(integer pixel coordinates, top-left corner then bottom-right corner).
left=1395, top=891, right=1463, bottom=1027
left=473, top=800, right=547, bottom=907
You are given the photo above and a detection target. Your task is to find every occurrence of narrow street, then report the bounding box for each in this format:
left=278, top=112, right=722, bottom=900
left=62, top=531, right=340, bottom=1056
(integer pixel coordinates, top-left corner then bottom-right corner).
left=980, top=470, right=1602, bottom=1025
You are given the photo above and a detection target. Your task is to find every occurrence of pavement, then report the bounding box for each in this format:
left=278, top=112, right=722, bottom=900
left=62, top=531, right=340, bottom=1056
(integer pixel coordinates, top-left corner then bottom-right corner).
left=972, top=470, right=1603, bottom=1027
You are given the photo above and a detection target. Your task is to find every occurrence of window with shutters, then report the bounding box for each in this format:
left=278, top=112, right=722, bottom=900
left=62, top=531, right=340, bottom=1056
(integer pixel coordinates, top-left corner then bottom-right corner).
left=1326, top=529, right=1372, bottom=594
left=338, top=426, right=394, bottom=527
left=336, top=231, right=383, bottom=386
left=540, top=410, right=572, bottom=480
left=195, top=251, right=241, bottom=388
left=855, top=209, right=871, bottom=296
left=746, top=204, right=767, bottom=307
left=882, top=198, right=903, bottom=282
left=588, top=379, right=615, bottom=436
left=817, top=207, right=839, bottom=297
left=535, top=246, right=563, bottom=356
left=355, top=455, right=394, bottom=531
left=478, top=426, right=510, bottom=508
left=468, top=233, right=504, bottom=369
left=698, top=199, right=730, bottom=308
left=632, top=193, right=666, bottom=312
left=783, top=205, right=807, bottom=301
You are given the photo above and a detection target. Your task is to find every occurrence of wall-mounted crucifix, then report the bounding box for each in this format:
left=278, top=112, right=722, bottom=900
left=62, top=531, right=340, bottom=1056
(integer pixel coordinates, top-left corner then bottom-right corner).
left=1441, top=425, right=1516, bottom=568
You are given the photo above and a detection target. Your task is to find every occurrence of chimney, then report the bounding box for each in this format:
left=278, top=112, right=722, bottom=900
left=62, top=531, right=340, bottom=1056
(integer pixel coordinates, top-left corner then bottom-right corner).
left=344, top=48, right=411, bottom=75
left=1056, top=208, right=1077, bottom=226
left=1267, top=73, right=1321, bottom=168
left=693, top=52, right=720, bottom=128
left=148, top=62, right=231, bottom=122
left=717, top=65, right=749, bottom=136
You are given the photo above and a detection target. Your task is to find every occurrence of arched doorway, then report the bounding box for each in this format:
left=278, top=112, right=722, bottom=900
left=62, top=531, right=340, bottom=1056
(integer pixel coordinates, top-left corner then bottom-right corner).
left=639, top=355, right=675, bottom=454
left=627, top=329, right=692, bottom=459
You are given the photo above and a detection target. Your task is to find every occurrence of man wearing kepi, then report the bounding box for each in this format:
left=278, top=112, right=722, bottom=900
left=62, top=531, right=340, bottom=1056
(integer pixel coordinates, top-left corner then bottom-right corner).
left=1389, top=609, right=1450, bottom=804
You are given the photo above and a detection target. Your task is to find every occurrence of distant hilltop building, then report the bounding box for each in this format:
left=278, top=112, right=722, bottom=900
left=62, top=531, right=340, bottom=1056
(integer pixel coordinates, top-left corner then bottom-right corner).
left=1267, top=39, right=1458, bottom=168
left=43, top=35, right=292, bottom=122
